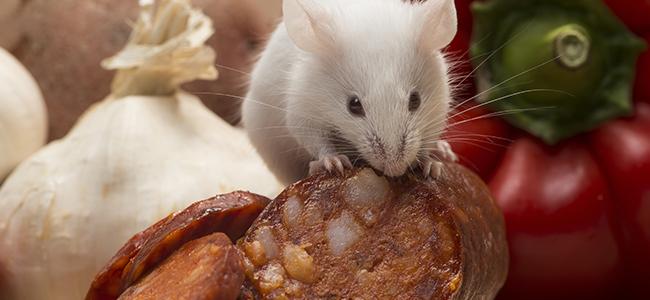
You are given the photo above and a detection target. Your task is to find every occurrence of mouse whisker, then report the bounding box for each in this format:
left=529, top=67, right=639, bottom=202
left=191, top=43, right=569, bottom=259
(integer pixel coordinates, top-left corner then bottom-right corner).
left=418, top=91, right=560, bottom=134
left=213, top=63, right=251, bottom=76
left=421, top=134, right=513, bottom=150
left=434, top=138, right=511, bottom=148
left=431, top=140, right=501, bottom=153
left=421, top=131, right=516, bottom=142
left=442, top=133, right=514, bottom=143
left=446, top=139, right=509, bottom=149
left=410, top=98, right=445, bottom=132
left=444, top=106, right=555, bottom=130
left=450, top=80, right=537, bottom=109
left=444, top=150, right=481, bottom=171
left=421, top=138, right=507, bottom=150
left=245, top=125, right=326, bottom=133
left=450, top=24, right=532, bottom=90
left=448, top=88, right=566, bottom=120
left=448, top=54, right=564, bottom=113
left=194, top=91, right=332, bottom=125
left=276, top=147, right=315, bottom=157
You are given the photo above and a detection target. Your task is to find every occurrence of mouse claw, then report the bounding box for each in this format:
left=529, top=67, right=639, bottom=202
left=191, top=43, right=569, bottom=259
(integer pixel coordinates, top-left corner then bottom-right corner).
left=420, top=141, right=456, bottom=180
left=309, top=154, right=352, bottom=176
left=421, top=157, right=444, bottom=180
left=433, top=140, right=458, bottom=162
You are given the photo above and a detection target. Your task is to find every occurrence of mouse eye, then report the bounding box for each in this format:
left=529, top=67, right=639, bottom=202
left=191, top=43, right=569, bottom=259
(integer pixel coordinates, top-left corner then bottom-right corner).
left=409, top=91, right=421, bottom=112
left=347, top=95, right=365, bottom=117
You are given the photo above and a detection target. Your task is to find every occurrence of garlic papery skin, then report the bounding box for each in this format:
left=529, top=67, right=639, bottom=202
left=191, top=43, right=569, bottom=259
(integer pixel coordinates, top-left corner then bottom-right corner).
left=0, top=47, right=47, bottom=181
left=0, top=1, right=282, bottom=299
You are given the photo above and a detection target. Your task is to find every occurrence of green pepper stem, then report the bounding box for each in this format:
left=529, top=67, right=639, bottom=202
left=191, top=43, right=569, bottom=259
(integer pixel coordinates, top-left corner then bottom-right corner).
left=471, top=0, right=646, bottom=144
left=552, top=25, right=591, bottom=70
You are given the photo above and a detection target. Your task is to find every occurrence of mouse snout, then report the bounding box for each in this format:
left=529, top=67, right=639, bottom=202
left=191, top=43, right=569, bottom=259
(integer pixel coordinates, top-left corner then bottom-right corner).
left=368, top=134, right=406, bottom=160
left=369, top=135, right=387, bottom=159
left=365, top=133, right=414, bottom=177
left=382, top=161, right=408, bottom=177
left=366, top=152, right=409, bottom=177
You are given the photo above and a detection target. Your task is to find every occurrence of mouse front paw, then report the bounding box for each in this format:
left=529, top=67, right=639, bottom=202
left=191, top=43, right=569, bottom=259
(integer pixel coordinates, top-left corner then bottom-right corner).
left=420, top=140, right=457, bottom=180
left=433, top=140, right=458, bottom=162
left=309, top=154, right=353, bottom=176
left=420, top=156, right=445, bottom=179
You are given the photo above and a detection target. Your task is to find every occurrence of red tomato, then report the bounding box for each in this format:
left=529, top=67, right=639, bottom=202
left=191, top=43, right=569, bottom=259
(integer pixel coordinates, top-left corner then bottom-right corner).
left=490, top=138, right=624, bottom=300
left=590, top=102, right=650, bottom=298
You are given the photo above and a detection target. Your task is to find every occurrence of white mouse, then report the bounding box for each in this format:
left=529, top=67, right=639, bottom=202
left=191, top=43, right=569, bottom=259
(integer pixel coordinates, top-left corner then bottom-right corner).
left=243, top=0, right=458, bottom=185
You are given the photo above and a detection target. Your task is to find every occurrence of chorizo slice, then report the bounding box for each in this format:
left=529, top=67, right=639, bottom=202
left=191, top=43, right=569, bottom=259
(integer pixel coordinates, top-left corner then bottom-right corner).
left=237, top=165, right=508, bottom=300
left=118, top=232, right=244, bottom=300
left=87, top=191, right=270, bottom=300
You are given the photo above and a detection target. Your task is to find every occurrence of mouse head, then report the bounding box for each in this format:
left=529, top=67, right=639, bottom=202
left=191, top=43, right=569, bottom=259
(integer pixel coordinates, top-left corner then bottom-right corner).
left=283, top=0, right=457, bottom=177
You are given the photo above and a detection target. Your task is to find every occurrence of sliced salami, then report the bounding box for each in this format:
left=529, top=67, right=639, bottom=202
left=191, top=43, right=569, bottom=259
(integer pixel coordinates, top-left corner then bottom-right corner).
left=238, top=165, right=508, bottom=300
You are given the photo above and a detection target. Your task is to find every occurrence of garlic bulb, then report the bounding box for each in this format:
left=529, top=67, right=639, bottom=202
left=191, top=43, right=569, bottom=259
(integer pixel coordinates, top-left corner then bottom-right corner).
left=0, top=47, right=47, bottom=181
left=0, top=1, right=282, bottom=299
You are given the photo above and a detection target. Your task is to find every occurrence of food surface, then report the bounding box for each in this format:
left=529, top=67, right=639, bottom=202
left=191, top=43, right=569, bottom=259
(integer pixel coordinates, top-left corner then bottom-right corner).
left=86, top=191, right=270, bottom=300
left=88, top=164, right=508, bottom=300
left=118, top=232, right=244, bottom=300
left=238, top=165, right=508, bottom=300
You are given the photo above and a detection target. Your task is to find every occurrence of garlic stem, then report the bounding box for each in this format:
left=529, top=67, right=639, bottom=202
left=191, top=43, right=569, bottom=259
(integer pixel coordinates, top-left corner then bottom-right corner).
left=101, top=0, right=217, bottom=98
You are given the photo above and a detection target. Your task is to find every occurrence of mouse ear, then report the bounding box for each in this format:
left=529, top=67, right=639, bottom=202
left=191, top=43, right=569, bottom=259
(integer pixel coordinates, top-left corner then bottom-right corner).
left=417, top=0, right=457, bottom=50
left=283, top=0, right=333, bottom=53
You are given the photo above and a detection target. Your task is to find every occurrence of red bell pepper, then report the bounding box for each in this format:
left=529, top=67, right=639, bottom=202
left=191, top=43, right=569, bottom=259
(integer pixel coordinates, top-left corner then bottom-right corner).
left=490, top=137, right=624, bottom=300
left=446, top=0, right=477, bottom=96
left=590, top=102, right=650, bottom=297
left=634, top=35, right=650, bottom=103
left=454, top=0, right=474, bottom=37
left=603, top=0, right=650, bottom=34
left=447, top=31, right=475, bottom=96
left=444, top=0, right=650, bottom=298
left=445, top=105, right=512, bottom=180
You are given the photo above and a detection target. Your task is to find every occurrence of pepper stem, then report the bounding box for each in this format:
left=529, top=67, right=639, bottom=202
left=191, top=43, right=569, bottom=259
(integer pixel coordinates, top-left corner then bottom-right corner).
left=471, top=0, right=646, bottom=144
left=552, top=25, right=591, bottom=70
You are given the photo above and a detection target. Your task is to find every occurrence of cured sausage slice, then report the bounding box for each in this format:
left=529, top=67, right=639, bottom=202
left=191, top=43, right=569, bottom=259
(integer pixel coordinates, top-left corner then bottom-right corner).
left=118, top=232, right=244, bottom=300
left=87, top=191, right=270, bottom=300
left=238, top=165, right=508, bottom=300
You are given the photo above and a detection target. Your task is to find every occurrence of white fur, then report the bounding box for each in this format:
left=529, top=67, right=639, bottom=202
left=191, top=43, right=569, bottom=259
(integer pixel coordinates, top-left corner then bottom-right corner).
left=243, top=0, right=457, bottom=185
